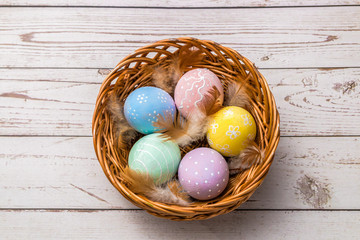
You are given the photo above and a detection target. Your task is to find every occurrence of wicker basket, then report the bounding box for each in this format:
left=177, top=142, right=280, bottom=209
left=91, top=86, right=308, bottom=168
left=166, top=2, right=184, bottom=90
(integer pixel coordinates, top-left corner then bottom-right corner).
left=92, top=37, right=280, bottom=221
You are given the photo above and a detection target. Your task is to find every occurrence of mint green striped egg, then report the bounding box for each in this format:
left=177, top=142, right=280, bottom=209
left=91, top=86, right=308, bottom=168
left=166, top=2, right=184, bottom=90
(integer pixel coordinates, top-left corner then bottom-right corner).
left=128, top=133, right=181, bottom=185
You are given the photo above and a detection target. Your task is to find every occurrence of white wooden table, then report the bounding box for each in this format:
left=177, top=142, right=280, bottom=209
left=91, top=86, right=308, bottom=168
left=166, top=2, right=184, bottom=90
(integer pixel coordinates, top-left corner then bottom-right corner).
left=1, top=1, right=360, bottom=239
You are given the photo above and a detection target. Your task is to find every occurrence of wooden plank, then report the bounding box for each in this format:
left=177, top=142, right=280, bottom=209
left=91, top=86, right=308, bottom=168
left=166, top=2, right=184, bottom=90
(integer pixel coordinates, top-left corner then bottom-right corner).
left=0, top=210, right=359, bottom=239
left=1, top=0, right=359, bottom=7
left=0, top=136, right=135, bottom=209
left=268, top=68, right=360, bottom=136
left=1, top=68, right=359, bottom=136
left=0, top=7, right=359, bottom=68
left=0, top=69, right=102, bottom=136
left=1, top=136, right=359, bottom=209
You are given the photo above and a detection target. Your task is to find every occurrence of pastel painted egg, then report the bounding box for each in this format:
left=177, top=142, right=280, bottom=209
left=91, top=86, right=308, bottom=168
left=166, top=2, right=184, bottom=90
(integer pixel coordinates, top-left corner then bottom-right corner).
left=178, top=147, right=229, bottom=200
left=174, top=68, right=224, bottom=118
left=207, top=106, right=256, bottom=157
left=124, top=86, right=176, bottom=134
left=128, top=133, right=181, bottom=185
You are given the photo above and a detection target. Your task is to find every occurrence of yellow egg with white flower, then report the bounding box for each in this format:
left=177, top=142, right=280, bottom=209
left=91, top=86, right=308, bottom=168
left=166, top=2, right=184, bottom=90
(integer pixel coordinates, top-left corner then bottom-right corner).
left=206, top=106, right=256, bottom=157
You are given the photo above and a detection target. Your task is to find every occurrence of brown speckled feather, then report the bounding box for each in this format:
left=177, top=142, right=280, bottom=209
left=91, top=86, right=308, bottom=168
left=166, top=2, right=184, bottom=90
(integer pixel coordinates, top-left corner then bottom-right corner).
left=121, top=167, right=191, bottom=206
left=107, top=93, right=139, bottom=149
left=227, top=141, right=265, bottom=175
left=224, top=80, right=252, bottom=110
left=151, top=44, right=204, bottom=93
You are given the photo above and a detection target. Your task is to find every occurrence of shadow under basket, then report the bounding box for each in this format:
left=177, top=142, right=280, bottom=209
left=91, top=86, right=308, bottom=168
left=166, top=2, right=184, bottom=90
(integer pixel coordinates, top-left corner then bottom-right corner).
left=92, top=37, right=280, bottom=221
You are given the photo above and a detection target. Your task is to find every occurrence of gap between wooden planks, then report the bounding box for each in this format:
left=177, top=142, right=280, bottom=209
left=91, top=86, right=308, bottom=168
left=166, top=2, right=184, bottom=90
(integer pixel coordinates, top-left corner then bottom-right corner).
left=0, top=210, right=359, bottom=239
left=1, top=0, right=360, bottom=7
left=1, top=68, right=359, bottom=136
left=0, top=136, right=359, bottom=210
left=0, top=7, right=359, bottom=68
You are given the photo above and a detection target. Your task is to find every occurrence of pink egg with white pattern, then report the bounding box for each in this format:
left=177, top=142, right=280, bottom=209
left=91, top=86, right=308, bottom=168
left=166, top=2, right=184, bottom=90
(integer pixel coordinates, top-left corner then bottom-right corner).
left=178, top=147, right=229, bottom=200
left=174, top=68, right=224, bottom=118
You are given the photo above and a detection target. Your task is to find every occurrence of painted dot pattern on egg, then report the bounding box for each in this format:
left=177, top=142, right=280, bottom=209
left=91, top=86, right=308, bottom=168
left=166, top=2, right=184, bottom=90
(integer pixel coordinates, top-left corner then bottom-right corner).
left=124, top=87, right=176, bottom=134
left=128, top=133, right=181, bottom=185
left=174, top=68, right=224, bottom=118
left=178, top=147, right=229, bottom=201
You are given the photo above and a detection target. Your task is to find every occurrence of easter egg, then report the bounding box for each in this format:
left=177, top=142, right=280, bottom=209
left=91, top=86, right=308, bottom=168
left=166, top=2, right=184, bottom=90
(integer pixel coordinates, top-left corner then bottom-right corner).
left=128, top=133, right=181, bottom=185
left=178, top=147, right=229, bottom=200
left=207, top=106, right=256, bottom=157
left=174, top=68, right=224, bottom=118
left=124, top=86, right=176, bottom=134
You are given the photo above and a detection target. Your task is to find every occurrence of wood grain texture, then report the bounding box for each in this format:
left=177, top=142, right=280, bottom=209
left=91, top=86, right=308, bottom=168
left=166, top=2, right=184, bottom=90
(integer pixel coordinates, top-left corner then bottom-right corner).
left=1, top=0, right=360, bottom=7
left=1, top=68, right=359, bottom=136
left=1, top=3, right=359, bottom=238
left=0, top=210, right=359, bottom=239
left=0, top=69, right=101, bottom=136
left=268, top=68, right=360, bottom=136
left=0, top=137, right=132, bottom=209
left=1, top=136, right=359, bottom=209
left=0, top=7, right=359, bottom=68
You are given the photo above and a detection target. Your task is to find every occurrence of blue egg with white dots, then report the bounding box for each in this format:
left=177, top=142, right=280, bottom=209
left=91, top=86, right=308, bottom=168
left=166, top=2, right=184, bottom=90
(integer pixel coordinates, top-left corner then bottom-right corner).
left=124, top=86, right=176, bottom=134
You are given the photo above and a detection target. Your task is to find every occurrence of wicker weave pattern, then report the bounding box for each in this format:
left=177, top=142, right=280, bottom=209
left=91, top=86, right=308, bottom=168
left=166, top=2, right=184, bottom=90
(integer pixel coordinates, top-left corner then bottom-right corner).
left=92, top=37, right=280, bottom=221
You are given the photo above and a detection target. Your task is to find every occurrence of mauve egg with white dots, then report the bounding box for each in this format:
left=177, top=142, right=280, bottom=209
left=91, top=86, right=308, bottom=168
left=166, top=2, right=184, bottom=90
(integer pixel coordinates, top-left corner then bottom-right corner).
left=178, top=147, right=229, bottom=200
left=124, top=86, right=176, bottom=134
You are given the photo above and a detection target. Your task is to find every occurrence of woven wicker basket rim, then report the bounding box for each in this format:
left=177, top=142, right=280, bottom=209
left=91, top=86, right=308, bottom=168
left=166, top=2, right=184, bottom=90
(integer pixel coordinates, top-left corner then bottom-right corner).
left=92, top=37, right=280, bottom=221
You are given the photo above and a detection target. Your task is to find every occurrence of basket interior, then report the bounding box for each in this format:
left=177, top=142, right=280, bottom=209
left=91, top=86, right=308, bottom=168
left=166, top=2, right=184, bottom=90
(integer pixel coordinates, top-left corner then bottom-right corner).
left=92, top=37, right=280, bottom=220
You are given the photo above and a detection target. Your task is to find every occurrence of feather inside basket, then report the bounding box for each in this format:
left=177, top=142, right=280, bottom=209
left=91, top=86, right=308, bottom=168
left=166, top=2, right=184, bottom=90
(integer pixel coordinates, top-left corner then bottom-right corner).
left=92, top=37, right=280, bottom=221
